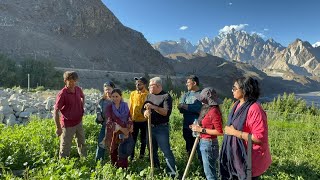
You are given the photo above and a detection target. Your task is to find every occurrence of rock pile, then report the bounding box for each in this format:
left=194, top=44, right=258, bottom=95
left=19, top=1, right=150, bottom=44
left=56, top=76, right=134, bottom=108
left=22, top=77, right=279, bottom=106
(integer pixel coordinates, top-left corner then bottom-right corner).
left=0, top=88, right=100, bottom=126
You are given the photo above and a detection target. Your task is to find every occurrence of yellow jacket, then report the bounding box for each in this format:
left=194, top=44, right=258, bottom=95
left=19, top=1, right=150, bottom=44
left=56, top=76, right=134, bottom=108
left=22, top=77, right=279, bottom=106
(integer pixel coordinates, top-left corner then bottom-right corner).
left=129, top=90, right=148, bottom=122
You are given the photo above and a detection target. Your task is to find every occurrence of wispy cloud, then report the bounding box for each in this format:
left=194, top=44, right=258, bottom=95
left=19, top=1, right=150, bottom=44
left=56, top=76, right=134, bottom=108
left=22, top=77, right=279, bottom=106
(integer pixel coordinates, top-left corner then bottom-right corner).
left=219, top=24, right=248, bottom=34
left=264, top=28, right=269, bottom=31
left=251, top=31, right=266, bottom=38
left=229, top=2, right=233, bottom=6
left=179, top=26, right=188, bottom=30
left=313, top=41, right=320, bottom=47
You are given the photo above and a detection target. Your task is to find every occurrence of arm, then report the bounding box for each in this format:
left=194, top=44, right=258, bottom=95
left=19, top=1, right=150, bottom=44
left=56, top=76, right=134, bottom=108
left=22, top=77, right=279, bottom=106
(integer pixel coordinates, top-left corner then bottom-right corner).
left=129, top=92, right=134, bottom=115
left=95, top=99, right=103, bottom=124
left=185, top=100, right=202, bottom=113
left=190, top=108, right=223, bottom=136
left=54, top=91, right=64, bottom=136
left=53, top=108, right=62, bottom=136
left=145, top=94, right=172, bottom=116
left=224, top=104, right=267, bottom=144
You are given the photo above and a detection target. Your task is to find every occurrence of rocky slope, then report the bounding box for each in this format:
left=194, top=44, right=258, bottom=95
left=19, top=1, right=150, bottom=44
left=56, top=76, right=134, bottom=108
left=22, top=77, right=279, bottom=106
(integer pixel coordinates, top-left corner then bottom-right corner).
left=266, top=39, right=320, bottom=76
left=167, top=52, right=320, bottom=97
left=0, top=0, right=174, bottom=74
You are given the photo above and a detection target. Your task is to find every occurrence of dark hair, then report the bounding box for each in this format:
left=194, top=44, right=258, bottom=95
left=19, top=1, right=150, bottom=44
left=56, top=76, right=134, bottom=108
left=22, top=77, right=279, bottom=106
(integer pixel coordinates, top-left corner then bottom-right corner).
left=111, top=88, right=122, bottom=96
left=63, top=71, right=78, bottom=81
left=104, top=81, right=116, bottom=89
left=187, top=75, right=200, bottom=86
left=235, top=77, right=260, bottom=101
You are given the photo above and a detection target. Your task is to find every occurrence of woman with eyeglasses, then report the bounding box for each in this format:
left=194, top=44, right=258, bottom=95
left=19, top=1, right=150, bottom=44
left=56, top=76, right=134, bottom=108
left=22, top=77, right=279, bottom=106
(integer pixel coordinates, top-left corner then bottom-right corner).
left=220, top=77, right=272, bottom=180
left=95, top=81, right=115, bottom=162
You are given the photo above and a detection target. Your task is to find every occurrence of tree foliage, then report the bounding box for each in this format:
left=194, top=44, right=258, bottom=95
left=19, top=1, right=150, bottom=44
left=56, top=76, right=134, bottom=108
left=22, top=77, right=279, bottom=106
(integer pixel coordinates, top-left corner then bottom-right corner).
left=0, top=54, right=63, bottom=89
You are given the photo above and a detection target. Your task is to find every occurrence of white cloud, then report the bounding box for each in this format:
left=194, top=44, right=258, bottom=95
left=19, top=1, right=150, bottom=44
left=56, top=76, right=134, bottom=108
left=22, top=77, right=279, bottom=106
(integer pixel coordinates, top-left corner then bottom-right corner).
left=219, top=24, right=248, bottom=34
left=251, top=31, right=266, bottom=38
left=264, top=28, right=269, bottom=31
left=312, top=41, right=320, bottom=47
left=179, top=26, right=188, bottom=30
left=229, top=2, right=233, bottom=5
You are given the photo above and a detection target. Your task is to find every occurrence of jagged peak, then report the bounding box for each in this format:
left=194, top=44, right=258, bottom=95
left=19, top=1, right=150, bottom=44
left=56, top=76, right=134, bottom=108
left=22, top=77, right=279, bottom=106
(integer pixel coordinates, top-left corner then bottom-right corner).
left=288, top=39, right=313, bottom=49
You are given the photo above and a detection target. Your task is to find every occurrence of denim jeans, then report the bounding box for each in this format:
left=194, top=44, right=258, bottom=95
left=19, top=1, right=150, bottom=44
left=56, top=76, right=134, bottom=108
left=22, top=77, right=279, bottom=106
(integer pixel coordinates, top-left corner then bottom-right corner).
left=95, top=122, right=106, bottom=161
left=149, top=124, right=176, bottom=176
left=200, top=138, right=219, bottom=180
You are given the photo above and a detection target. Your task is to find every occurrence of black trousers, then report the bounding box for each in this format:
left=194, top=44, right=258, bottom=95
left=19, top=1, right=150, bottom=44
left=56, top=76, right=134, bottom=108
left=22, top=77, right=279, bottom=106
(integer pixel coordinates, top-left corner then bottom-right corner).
left=183, top=127, right=196, bottom=153
left=131, top=121, right=147, bottom=159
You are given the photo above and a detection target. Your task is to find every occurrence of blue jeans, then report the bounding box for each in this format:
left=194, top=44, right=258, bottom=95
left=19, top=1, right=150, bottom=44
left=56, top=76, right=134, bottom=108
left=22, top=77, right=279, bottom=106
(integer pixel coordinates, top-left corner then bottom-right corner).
left=149, top=124, right=176, bottom=176
left=200, top=138, right=219, bottom=180
left=95, top=123, right=106, bottom=161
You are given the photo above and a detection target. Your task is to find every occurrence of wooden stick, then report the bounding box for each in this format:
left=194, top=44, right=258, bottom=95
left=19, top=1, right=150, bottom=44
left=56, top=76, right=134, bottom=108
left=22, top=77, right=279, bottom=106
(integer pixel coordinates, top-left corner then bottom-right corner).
left=182, top=136, right=200, bottom=180
left=147, top=111, right=154, bottom=177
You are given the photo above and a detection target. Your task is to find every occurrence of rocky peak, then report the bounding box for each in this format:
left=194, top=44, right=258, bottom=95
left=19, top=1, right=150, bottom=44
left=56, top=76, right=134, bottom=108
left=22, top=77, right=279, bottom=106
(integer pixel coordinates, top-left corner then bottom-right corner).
left=267, top=39, right=320, bottom=76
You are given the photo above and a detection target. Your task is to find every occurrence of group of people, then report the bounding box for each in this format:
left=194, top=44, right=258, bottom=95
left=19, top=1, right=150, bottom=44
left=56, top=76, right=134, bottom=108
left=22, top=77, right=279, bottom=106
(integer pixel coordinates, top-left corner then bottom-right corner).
left=53, top=71, right=272, bottom=180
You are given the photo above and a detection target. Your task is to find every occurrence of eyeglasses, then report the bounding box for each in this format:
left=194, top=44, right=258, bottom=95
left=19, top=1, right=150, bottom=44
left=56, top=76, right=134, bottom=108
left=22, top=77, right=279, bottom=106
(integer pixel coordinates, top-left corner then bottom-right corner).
left=232, top=86, right=240, bottom=92
left=148, top=83, right=157, bottom=88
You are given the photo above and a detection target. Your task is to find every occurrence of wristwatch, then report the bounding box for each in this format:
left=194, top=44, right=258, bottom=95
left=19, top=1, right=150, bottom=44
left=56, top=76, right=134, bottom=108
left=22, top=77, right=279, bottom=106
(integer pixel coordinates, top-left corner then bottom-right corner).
left=201, top=128, right=206, bottom=134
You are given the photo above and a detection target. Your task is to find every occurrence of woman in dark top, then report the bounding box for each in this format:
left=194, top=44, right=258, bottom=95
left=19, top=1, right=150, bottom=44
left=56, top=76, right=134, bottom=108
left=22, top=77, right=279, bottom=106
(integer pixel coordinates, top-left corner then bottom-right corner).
left=190, top=87, right=224, bottom=180
left=95, top=81, right=115, bottom=161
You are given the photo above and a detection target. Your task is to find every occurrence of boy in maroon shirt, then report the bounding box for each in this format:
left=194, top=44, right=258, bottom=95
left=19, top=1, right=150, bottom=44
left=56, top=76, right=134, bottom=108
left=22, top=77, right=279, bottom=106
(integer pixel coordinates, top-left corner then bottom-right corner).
left=53, top=71, right=86, bottom=158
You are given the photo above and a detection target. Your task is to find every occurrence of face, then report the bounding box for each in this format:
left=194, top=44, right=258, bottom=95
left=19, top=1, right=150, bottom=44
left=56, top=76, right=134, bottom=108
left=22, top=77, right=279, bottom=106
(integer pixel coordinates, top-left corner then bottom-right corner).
left=232, top=82, right=244, bottom=100
left=111, top=92, right=122, bottom=105
left=135, top=80, right=145, bottom=91
left=64, top=79, right=77, bottom=89
left=149, top=81, right=159, bottom=94
left=104, top=86, right=114, bottom=98
left=186, top=79, right=196, bottom=91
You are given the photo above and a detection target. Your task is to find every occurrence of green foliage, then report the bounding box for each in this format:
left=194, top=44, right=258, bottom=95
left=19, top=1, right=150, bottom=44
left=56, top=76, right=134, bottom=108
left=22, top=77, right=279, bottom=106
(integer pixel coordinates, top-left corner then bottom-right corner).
left=262, top=93, right=320, bottom=121
left=0, top=54, right=18, bottom=87
left=1, top=96, right=320, bottom=179
left=0, top=54, right=63, bottom=89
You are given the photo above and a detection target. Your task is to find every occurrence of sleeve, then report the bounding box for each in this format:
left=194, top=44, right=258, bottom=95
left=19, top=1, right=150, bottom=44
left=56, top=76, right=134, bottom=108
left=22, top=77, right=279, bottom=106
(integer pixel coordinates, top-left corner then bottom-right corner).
left=129, top=92, right=134, bottom=116
left=163, top=93, right=173, bottom=116
left=141, top=94, right=150, bottom=115
left=179, top=93, right=186, bottom=104
left=178, top=93, right=187, bottom=113
left=95, top=99, right=103, bottom=124
left=54, top=90, right=65, bottom=110
left=210, top=108, right=223, bottom=133
left=247, top=104, right=268, bottom=143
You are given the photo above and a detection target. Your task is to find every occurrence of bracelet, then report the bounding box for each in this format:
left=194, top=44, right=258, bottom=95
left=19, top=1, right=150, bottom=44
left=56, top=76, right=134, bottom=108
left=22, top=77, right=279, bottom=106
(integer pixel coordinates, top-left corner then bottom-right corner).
left=240, top=131, right=243, bottom=139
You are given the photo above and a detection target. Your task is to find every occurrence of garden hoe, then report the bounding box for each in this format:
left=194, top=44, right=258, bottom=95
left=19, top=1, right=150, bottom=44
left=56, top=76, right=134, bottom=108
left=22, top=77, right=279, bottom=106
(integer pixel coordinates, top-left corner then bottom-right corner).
left=147, top=109, right=154, bottom=177
left=182, top=136, right=200, bottom=180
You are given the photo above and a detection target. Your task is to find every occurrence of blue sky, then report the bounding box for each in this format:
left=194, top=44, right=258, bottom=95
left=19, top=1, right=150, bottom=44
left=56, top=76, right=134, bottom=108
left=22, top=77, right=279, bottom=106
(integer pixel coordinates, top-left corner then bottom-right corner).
left=102, top=0, right=320, bottom=47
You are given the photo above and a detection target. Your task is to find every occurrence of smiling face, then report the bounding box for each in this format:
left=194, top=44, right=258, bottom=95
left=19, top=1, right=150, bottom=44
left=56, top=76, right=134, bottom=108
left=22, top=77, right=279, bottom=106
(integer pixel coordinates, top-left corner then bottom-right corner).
left=104, top=85, right=114, bottom=99
left=111, top=91, right=122, bottom=105
left=186, top=79, right=197, bottom=91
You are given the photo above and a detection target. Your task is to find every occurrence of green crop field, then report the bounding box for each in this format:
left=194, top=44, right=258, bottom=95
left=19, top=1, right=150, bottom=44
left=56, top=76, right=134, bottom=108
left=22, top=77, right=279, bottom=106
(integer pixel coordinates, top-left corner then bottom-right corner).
left=0, top=94, right=319, bottom=179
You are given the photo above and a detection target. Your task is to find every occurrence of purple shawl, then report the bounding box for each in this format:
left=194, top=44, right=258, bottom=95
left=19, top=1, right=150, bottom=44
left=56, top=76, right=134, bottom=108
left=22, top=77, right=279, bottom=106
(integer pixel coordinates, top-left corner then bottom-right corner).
left=111, top=101, right=130, bottom=123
